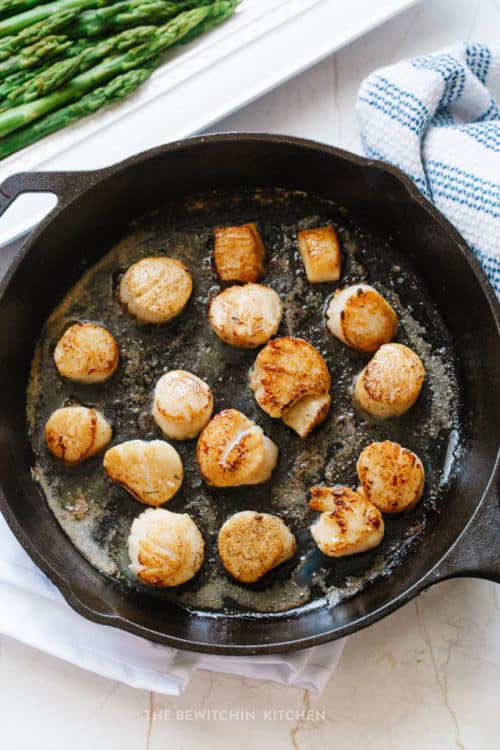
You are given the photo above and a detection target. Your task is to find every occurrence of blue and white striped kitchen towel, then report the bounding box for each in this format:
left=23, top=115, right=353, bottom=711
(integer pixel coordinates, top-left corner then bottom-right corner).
left=356, top=43, right=500, bottom=295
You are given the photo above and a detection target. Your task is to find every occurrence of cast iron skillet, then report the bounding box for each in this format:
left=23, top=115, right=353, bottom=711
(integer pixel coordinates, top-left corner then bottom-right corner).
left=0, top=134, right=498, bottom=654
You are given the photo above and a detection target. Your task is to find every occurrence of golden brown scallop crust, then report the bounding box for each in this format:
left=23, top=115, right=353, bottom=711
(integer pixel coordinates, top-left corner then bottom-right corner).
left=355, top=343, right=425, bottom=418
left=154, top=375, right=212, bottom=424
left=103, top=439, right=183, bottom=506
left=297, top=225, right=341, bottom=283
left=250, top=337, right=331, bottom=418
left=129, top=510, right=205, bottom=587
left=119, top=256, right=193, bottom=324
left=45, top=406, right=112, bottom=464
left=218, top=511, right=296, bottom=583
left=356, top=440, right=425, bottom=513
left=363, top=344, right=425, bottom=402
left=136, top=532, right=187, bottom=586
left=213, top=223, right=265, bottom=282
left=196, top=409, right=277, bottom=487
left=281, top=392, right=332, bottom=438
left=208, top=283, right=282, bottom=348
left=309, top=486, right=384, bottom=557
left=153, top=370, right=213, bottom=440
left=53, top=321, right=119, bottom=383
left=339, top=287, right=398, bottom=352
left=308, top=485, right=362, bottom=511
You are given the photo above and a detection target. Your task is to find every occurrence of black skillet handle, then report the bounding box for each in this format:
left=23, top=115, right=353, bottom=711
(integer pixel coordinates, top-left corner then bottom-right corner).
left=426, top=475, right=500, bottom=585
left=0, top=169, right=101, bottom=223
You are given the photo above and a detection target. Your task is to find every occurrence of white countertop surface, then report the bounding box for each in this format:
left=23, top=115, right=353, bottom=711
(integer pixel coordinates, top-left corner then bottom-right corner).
left=1, top=1, right=499, bottom=748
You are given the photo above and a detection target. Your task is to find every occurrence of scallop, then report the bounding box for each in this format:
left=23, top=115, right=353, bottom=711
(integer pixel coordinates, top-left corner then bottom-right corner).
left=357, top=440, right=425, bottom=513
left=103, top=439, right=183, bottom=506
left=153, top=370, right=213, bottom=440
left=128, top=508, right=204, bottom=587
left=354, top=343, right=425, bottom=418
left=196, top=409, right=278, bottom=487
left=45, top=406, right=112, bottom=464
left=119, top=256, right=192, bottom=324
left=309, top=486, right=384, bottom=557
left=53, top=321, right=119, bottom=383
left=250, top=337, right=331, bottom=437
left=281, top=392, right=332, bottom=438
left=326, top=284, right=398, bottom=352
left=213, top=223, right=265, bottom=282
left=218, top=510, right=296, bottom=583
left=208, top=283, right=282, bottom=348
left=297, top=225, right=341, bottom=283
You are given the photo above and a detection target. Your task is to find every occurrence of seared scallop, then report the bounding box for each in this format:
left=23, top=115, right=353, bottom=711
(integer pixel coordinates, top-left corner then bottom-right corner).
left=354, top=343, right=425, bottom=418
left=309, top=486, right=384, bottom=557
left=326, top=284, right=398, bottom=352
left=45, top=406, right=112, bottom=464
left=119, top=256, right=192, bottom=324
left=153, top=370, right=213, bottom=440
left=218, top=510, right=296, bottom=583
left=208, top=283, right=282, bottom=348
left=196, top=409, right=278, bottom=487
left=103, top=439, right=183, bottom=506
left=357, top=440, right=425, bottom=513
left=281, top=392, right=332, bottom=438
left=297, top=225, right=341, bottom=283
left=213, top=223, right=265, bottom=282
left=53, top=322, right=119, bottom=383
left=128, top=508, right=204, bottom=587
left=250, top=337, right=331, bottom=437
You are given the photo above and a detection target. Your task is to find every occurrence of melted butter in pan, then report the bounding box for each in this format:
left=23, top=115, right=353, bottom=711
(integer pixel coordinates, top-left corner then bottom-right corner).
left=26, top=189, right=462, bottom=613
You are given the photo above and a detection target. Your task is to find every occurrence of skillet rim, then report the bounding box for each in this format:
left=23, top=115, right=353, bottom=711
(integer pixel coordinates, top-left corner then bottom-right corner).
left=0, top=132, right=498, bottom=654
left=1, top=133, right=498, bottom=326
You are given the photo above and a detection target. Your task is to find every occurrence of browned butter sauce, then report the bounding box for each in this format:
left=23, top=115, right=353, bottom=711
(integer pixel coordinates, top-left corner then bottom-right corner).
left=26, top=189, right=461, bottom=614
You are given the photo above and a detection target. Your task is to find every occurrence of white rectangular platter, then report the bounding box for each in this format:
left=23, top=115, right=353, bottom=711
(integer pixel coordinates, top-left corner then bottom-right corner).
left=0, top=0, right=418, bottom=245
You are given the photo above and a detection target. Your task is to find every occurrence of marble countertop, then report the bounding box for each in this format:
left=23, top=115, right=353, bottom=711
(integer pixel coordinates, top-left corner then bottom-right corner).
left=1, top=1, right=499, bottom=748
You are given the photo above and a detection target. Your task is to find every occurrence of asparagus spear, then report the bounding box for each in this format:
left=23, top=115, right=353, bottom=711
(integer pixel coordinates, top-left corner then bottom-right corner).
left=7, top=24, right=156, bottom=104
left=1, top=22, right=157, bottom=93
left=0, top=10, right=75, bottom=60
left=0, top=0, right=42, bottom=20
left=180, top=3, right=232, bottom=44
left=0, top=3, right=235, bottom=138
left=0, top=68, right=35, bottom=99
left=73, top=0, right=214, bottom=37
left=0, top=0, right=107, bottom=37
left=0, top=68, right=153, bottom=158
left=0, top=62, right=63, bottom=103
left=0, top=15, right=137, bottom=99
left=0, top=34, right=72, bottom=76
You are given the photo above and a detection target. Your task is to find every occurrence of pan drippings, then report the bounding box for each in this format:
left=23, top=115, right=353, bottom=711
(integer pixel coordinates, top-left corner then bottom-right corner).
left=26, top=188, right=462, bottom=614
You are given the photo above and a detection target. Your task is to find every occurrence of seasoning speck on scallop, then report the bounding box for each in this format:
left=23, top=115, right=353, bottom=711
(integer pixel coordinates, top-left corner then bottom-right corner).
left=53, top=321, right=119, bottom=383
left=218, top=510, right=296, bottom=583
left=357, top=440, right=425, bottom=513
left=297, top=225, right=341, bottom=283
left=250, top=336, right=331, bottom=437
left=128, top=508, right=204, bottom=587
left=153, top=370, right=213, bottom=440
left=354, top=343, right=425, bottom=418
left=119, top=256, right=192, bottom=324
left=309, top=486, right=384, bottom=557
left=326, top=284, right=398, bottom=352
left=208, top=283, right=282, bottom=348
left=213, top=223, right=265, bottom=282
left=45, top=405, right=112, bottom=464
left=103, top=439, right=183, bottom=506
left=196, top=409, right=278, bottom=487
